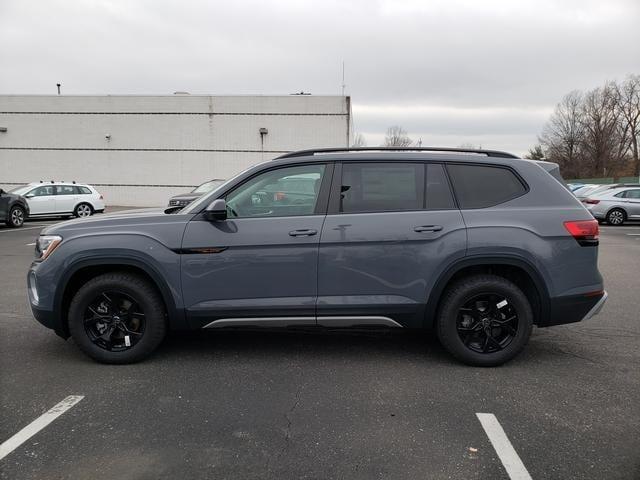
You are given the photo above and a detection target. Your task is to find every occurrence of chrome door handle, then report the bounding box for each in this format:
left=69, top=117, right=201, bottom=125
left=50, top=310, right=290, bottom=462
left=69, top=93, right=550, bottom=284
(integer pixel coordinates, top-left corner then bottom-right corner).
left=289, top=229, right=318, bottom=237
left=413, top=225, right=443, bottom=232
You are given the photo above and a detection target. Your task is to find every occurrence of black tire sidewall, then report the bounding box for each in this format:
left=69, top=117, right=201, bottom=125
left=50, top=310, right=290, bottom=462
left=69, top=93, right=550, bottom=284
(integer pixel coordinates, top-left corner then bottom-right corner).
left=68, top=274, right=166, bottom=363
left=437, top=276, right=533, bottom=367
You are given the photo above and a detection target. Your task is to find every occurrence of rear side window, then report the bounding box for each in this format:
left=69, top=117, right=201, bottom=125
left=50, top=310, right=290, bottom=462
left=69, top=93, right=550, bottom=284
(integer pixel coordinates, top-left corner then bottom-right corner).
left=340, top=163, right=424, bottom=213
left=56, top=185, right=79, bottom=195
left=447, top=164, right=527, bottom=209
left=624, top=189, right=640, bottom=199
left=79, top=186, right=92, bottom=194
left=426, top=164, right=455, bottom=210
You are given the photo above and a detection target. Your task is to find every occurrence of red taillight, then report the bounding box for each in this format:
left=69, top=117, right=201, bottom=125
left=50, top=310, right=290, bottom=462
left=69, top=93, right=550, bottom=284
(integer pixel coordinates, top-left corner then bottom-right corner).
left=564, top=219, right=599, bottom=245
left=583, top=199, right=600, bottom=204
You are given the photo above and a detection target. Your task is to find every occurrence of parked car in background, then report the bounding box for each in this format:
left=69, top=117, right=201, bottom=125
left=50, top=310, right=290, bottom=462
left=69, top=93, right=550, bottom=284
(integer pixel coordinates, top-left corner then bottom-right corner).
left=567, top=183, right=585, bottom=192
left=575, top=183, right=640, bottom=201
left=0, top=188, right=30, bottom=228
left=584, top=186, right=640, bottom=225
left=10, top=182, right=105, bottom=218
left=168, top=179, right=225, bottom=208
left=572, top=184, right=599, bottom=199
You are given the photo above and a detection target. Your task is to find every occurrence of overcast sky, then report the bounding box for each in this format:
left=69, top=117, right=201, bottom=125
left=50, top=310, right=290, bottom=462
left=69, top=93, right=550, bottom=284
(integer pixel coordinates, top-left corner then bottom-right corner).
left=1, top=0, right=639, bottom=155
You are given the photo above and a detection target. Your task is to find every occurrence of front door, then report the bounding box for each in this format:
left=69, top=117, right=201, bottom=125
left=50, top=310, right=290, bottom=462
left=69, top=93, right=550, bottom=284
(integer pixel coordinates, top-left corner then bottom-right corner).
left=25, top=185, right=56, bottom=214
left=317, top=162, right=467, bottom=328
left=181, top=163, right=331, bottom=328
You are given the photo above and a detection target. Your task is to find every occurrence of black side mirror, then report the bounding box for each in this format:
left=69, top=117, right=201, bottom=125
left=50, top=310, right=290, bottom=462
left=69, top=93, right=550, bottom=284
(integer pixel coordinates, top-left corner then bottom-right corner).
left=204, top=198, right=227, bottom=221
left=0, top=188, right=4, bottom=195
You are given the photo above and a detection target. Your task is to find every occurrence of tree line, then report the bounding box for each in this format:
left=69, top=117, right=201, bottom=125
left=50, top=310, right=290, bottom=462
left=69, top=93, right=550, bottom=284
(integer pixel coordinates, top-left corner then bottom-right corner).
left=529, top=75, right=639, bottom=179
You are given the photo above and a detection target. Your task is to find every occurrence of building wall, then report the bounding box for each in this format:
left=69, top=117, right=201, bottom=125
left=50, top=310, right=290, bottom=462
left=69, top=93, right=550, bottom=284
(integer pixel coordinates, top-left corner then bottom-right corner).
left=0, top=95, right=351, bottom=206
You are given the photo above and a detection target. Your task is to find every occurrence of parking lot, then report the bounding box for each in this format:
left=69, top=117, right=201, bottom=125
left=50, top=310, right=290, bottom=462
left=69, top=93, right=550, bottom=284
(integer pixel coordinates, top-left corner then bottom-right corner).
left=1, top=215, right=639, bottom=479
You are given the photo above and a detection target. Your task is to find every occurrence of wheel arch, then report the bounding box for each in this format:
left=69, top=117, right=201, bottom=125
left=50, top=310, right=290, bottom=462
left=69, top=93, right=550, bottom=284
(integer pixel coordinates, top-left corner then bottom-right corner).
left=424, top=256, right=550, bottom=328
left=55, top=257, right=185, bottom=338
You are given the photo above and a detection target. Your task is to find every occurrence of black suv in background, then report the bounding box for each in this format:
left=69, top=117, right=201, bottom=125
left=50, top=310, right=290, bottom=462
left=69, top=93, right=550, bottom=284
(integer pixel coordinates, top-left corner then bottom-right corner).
left=0, top=188, right=29, bottom=228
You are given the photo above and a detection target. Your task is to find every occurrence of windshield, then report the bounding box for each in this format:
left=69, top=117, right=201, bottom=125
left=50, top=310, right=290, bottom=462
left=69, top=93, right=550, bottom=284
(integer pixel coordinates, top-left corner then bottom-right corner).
left=181, top=178, right=234, bottom=214
left=192, top=179, right=225, bottom=194
left=9, top=185, right=31, bottom=195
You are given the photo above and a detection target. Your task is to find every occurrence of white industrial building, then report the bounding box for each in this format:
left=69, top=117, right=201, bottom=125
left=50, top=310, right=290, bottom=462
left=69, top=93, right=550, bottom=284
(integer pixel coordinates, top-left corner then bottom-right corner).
left=0, top=95, right=352, bottom=206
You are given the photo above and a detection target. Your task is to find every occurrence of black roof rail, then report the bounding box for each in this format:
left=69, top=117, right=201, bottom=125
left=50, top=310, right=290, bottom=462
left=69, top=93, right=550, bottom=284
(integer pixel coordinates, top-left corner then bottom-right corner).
left=275, top=146, right=519, bottom=160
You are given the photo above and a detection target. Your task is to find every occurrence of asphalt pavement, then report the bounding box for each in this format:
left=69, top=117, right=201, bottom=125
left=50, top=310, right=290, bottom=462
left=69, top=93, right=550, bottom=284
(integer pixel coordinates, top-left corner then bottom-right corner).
left=1, top=216, right=639, bottom=480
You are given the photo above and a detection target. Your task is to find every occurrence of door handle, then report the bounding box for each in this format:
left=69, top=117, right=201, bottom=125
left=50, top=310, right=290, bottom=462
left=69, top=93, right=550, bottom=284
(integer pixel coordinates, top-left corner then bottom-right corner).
left=413, top=225, right=443, bottom=233
left=289, top=229, right=318, bottom=237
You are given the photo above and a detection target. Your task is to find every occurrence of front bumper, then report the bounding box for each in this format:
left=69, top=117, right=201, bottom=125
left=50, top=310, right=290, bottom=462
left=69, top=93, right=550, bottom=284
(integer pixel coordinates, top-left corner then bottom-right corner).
left=27, top=265, right=69, bottom=338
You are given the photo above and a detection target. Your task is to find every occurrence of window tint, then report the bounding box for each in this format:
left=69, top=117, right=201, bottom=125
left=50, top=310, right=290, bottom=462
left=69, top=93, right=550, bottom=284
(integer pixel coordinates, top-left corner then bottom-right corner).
left=28, top=186, right=55, bottom=197
left=340, top=163, right=424, bottom=213
left=79, top=186, right=92, bottom=194
left=447, top=164, right=526, bottom=209
left=56, top=185, right=79, bottom=195
left=226, top=164, right=325, bottom=218
left=426, top=164, right=455, bottom=210
left=624, top=189, right=640, bottom=199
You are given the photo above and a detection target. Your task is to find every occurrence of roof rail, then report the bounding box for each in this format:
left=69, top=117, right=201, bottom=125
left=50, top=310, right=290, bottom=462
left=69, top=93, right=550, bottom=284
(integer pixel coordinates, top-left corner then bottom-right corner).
left=275, top=146, right=519, bottom=160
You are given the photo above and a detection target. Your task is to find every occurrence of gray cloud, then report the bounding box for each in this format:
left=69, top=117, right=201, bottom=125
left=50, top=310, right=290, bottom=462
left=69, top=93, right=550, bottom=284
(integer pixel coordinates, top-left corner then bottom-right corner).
left=1, top=0, right=639, bottom=154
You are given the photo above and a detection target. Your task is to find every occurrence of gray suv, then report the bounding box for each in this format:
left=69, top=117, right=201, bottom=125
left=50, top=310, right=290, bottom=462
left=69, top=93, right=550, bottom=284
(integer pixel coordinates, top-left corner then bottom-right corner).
left=27, top=147, right=607, bottom=366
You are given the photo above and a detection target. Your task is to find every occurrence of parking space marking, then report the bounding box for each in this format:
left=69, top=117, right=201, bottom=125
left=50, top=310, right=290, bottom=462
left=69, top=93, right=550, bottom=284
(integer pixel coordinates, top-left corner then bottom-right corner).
left=0, top=395, right=84, bottom=461
left=476, top=413, right=532, bottom=480
left=26, top=242, right=36, bottom=246
left=0, top=225, right=50, bottom=234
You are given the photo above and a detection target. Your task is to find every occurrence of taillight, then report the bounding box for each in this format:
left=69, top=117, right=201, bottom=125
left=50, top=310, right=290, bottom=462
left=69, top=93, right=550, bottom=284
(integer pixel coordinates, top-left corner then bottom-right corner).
left=583, top=199, right=600, bottom=204
left=564, top=220, right=599, bottom=246
left=99, top=195, right=104, bottom=200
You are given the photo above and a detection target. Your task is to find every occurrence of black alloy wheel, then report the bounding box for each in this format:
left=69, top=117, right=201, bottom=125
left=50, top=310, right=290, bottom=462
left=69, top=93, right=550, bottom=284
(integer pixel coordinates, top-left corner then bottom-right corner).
left=456, top=294, right=518, bottom=354
left=83, top=290, right=146, bottom=352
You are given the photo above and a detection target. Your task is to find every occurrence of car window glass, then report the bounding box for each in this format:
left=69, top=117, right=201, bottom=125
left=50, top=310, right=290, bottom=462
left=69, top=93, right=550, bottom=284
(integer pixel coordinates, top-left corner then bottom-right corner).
left=624, top=189, right=640, bottom=199
left=426, top=164, right=455, bottom=210
left=614, top=191, right=626, bottom=198
left=340, top=163, right=424, bottom=213
left=56, top=185, right=78, bottom=195
left=226, top=164, right=325, bottom=218
left=447, top=164, right=527, bottom=209
left=79, top=186, right=92, bottom=194
left=28, top=186, right=55, bottom=197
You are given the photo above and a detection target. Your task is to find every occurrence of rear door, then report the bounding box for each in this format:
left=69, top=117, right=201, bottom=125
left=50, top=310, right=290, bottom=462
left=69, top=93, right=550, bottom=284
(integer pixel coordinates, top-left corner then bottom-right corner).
left=317, top=162, right=467, bottom=328
left=54, top=185, right=80, bottom=213
left=623, top=188, right=640, bottom=218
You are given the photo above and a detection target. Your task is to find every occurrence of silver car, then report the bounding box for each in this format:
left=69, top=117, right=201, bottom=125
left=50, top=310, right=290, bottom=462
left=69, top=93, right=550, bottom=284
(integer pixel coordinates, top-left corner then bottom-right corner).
left=584, top=186, right=640, bottom=225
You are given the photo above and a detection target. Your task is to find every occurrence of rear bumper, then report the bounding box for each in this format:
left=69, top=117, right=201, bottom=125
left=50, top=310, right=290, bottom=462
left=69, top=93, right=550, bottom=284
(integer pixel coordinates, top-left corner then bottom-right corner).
left=543, top=291, right=607, bottom=327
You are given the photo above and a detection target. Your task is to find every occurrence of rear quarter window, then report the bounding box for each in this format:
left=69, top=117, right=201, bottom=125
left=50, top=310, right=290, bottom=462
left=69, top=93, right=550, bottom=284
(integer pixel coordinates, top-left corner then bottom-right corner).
left=446, top=164, right=527, bottom=209
left=79, top=186, right=92, bottom=194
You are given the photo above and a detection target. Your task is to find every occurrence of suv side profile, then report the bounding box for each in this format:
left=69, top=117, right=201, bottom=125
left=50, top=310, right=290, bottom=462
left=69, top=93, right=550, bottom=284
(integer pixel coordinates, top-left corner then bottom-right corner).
left=27, top=147, right=607, bottom=366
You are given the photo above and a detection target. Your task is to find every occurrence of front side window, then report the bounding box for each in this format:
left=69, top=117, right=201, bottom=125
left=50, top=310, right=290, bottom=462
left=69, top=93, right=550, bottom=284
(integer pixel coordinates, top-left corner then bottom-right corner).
left=28, top=186, right=55, bottom=197
left=447, top=164, right=527, bottom=209
left=340, top=163, right=424, bottom=213
left=225, top=164, right=326, bottom=218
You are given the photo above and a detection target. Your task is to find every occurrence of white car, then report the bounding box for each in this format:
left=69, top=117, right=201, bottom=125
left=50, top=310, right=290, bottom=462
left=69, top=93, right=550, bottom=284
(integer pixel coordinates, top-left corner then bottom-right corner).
left=9, top=182, right=105, bottom=218
left=583, top=186, right=640, bottom=225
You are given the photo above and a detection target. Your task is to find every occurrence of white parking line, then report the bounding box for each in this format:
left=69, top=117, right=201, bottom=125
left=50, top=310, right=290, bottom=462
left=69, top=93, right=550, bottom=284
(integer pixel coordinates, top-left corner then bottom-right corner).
left=627, top=234, right=640, bottom=236
left=0, top=395, right=84, bottom=461
left=26, top=242, right=36, bottom=246
left=476, top=413, right=532, bottom=480
left=0, top=225, right=49, bottom=234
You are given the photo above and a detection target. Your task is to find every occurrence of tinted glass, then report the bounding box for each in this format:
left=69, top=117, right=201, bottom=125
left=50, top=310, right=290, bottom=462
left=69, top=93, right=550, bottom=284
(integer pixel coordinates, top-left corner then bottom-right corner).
left=340, top=163, right=424, bottom=213
left=447, top=164, right=526, bottom=209
left=226, top=164, right=325, bottom=218
left=426, top=164, right=455, bottom=210
left=56, top=185, right=79, bottom=195
left=624, top=189, right=640, bottom=199
left=193, top=180, right=225, bottom=194
left=79, top=186, right=92, bottom=194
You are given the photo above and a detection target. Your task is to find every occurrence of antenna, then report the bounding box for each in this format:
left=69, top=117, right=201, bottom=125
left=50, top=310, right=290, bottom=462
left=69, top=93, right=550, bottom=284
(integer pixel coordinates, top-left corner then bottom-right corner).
left=341, top=61, right=346, bottom=96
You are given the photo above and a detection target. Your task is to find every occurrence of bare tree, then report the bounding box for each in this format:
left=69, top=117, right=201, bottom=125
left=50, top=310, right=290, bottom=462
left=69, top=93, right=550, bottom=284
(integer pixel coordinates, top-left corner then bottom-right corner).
left=351, top=133, right=367, bottom=147
left=524, top=145, right=545, bottom=160
left=539, top=91, right=585, bottom=178
left=614, top=75, right=640, bottom=175
left=383, top=126, right=412, bottom=147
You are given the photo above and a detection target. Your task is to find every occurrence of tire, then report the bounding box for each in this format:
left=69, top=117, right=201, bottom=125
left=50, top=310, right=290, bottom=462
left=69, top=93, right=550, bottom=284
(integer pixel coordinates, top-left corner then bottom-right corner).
left=606, top=208, right=625, bottom=226
left=436, top=274, right=533, bottom=367
left=68, top=272, right=167, bottom=364
left=74, top=203, right=93, bottom=218
left=7, top=205, right=25, bottom=228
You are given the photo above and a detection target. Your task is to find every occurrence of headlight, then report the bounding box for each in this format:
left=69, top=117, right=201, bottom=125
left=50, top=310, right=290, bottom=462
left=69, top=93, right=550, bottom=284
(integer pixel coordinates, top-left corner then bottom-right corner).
left=35, top=235, right=62, bottom=261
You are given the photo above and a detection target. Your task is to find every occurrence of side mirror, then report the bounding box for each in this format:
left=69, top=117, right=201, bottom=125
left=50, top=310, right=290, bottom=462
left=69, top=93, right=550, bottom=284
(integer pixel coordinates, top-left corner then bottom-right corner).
left=204, top=198, right=227, bottom=221
left=25, top=193, right=34, bottom=198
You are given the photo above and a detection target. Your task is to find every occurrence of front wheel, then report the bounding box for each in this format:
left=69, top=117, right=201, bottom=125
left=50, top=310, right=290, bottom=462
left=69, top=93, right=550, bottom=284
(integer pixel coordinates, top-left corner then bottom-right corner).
left=436, top=275, right=533, bottom=367
left=8, top=206, right=25, bottom=228
left=74, top=203, right=93, bottom=218
left=68, top=273, right=167, bottom=363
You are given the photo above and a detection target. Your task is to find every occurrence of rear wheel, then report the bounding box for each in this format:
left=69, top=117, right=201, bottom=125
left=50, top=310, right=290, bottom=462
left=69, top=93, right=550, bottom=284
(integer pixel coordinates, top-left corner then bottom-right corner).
left=436, top=274, right=533, bottom=367
left=68, top=273, right=167, bottom=363
left=74, top=203, right=93, bottom=218
left=8, top=206, right=25, bottom=228
left=606, top=208, right=625, bottom=226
